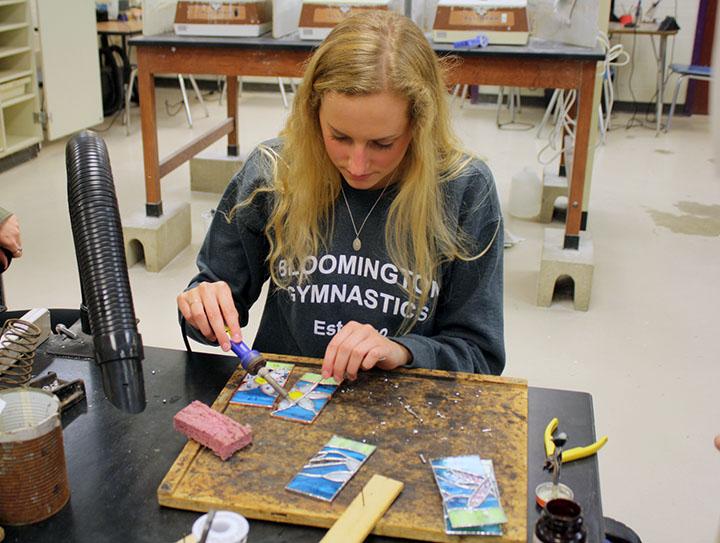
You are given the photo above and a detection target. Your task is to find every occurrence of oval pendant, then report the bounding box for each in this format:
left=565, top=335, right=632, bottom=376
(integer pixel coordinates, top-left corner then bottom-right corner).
left=352, top=238, right=362, bottom=251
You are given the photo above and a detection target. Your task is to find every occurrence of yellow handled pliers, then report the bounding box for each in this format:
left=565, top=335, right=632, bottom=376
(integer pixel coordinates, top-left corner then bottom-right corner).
left=544, top=417, right=608, bottom=464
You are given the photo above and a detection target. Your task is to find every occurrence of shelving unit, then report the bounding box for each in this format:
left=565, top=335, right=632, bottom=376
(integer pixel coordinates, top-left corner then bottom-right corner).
left=0, top=0, right=40, bottom=159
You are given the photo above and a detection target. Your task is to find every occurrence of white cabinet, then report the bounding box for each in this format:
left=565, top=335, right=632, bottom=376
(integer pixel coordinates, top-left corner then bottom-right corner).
left=35, top=0, right=103, bottom=141
left=0, top=0, right=103, bottom=161
left=0, top=0, right=41, bottom=159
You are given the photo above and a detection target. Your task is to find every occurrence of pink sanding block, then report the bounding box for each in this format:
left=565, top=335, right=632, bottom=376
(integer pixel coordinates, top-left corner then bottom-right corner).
left=173, top=401, right=252, bottom=460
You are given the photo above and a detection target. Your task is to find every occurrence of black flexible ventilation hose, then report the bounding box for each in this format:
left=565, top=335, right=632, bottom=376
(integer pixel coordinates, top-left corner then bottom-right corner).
left=66, top=131, right=146, bottom=413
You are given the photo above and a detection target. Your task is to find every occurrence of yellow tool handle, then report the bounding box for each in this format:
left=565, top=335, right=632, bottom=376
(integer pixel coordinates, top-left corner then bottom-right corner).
left=544, top=417, right=559, bottom=457
left=561, top=435, right=609, bottom=463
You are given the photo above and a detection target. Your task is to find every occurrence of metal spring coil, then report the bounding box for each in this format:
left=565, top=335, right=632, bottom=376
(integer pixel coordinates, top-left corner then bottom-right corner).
left=0, top=319, right=42, bottom=388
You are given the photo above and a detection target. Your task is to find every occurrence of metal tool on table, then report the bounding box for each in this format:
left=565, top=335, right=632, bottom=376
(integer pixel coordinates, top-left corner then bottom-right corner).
left=535, top=417, right=608, bottom=507
left=197, top=509, right=216, bottom=543
left=549, top=429, right=567, bottom=500
left=28, top=371, right=86, bottom=412
left=228, top=338, right=290, bottom=402
left=543, top=417, right=608, bottom=467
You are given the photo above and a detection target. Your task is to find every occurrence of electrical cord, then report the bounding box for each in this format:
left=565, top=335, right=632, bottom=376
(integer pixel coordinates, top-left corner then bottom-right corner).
left=92, top=107, right=125, bottom=133
left=537, top=32, right=628, bottom=165
left=598, top=31, right=630, bottom=134
left=626, top=0, right=678, bottom=129
left=164, top=89, right=219, bottom=118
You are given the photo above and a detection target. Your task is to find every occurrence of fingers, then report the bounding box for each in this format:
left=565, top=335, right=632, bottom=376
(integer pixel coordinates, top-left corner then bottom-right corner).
left=215, top=286, right=241, bottom=343
left=179, top=288, right=215, bottom=342
left=198, top=287, right=227, bottom=349
left=0, top=215, right=21, bottom=256
left=322, top=322, right=388, bottom=382
left=177, top=281, right=241, bottom=350
left=0, top=215, right=22, bottom=252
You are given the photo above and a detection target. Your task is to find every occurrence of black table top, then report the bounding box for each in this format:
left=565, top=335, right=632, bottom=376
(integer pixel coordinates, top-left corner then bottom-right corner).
left=129, top=32, right=604, bottom=61
left=2, top=342, right=604, bottom=542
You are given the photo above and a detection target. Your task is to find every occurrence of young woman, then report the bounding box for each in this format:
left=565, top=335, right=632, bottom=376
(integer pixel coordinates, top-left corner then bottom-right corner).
left=178, top=11, right=505, bottom=382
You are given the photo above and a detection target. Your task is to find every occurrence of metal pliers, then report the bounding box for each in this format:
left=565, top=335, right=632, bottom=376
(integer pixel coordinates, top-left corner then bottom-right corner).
left=544, top=417, right=608, bottom=468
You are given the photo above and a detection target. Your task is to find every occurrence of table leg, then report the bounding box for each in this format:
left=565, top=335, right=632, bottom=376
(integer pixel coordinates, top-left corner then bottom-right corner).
left=564, top=63, right=597, bottom=250
left=656, top=35, right=668, bottom=135
left=137, top=49, right=162, bottom=217
left=226, top=76, right=239, bottom=157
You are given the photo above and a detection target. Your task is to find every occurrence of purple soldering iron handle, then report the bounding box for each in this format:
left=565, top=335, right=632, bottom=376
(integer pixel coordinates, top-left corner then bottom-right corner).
left=229, top=340, right=290, bottom=400
left=229, top=340, right=266, bottom=375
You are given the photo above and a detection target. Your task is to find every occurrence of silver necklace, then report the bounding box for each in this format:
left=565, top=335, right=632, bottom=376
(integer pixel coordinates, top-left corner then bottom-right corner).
left=339, top=181, right=389, bottom=251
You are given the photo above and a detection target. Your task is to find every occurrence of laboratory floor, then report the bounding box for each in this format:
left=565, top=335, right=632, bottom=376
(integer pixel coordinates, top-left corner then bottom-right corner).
left=2, top=88, right=718, bottom=543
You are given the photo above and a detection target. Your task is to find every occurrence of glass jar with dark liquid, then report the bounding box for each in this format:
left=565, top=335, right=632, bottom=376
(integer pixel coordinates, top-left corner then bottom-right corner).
left=534, top=498, right=587, bottom=543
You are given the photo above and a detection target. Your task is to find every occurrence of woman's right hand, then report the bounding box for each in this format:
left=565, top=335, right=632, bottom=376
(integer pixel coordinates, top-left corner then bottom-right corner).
left=177, top=281, right=242, bottom=351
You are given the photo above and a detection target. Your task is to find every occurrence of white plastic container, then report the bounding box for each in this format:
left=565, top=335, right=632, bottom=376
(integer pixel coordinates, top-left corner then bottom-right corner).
left=192, top=511, right=249, bottom=543
left=508, top=167, right=542, bottom=219
left=107, top=0, right=119, bottom=21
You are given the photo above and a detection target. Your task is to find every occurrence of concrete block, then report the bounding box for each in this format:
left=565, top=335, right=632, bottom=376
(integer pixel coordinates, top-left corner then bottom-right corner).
left=190, top=150, right=243, bottom=193
left=537, top=228, right=594, bottom=311
left=538, top=170, right=569, bottom=224
left=122, top=202, right=191, bottom=273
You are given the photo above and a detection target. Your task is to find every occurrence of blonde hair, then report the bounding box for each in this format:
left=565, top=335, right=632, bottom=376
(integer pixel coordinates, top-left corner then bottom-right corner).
left=252, top=11, right=483, bottom=333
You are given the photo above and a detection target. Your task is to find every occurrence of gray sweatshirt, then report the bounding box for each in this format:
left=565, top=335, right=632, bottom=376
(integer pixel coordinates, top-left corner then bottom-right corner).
left=184, top=140, right=505, bottom=375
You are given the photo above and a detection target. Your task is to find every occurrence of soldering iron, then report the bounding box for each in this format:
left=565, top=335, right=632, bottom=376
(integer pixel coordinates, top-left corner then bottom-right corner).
left=229, top=340, right=290, bottom=401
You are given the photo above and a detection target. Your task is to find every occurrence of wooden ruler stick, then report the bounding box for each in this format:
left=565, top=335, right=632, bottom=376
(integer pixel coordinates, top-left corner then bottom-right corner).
left=320, top=474, right=404, bottom=543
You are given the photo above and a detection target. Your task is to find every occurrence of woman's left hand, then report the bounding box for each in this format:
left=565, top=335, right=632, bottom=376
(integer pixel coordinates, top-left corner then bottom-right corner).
left=321, top=321, right=412, bottom=382
left=0, top=214, right=22, bottom=258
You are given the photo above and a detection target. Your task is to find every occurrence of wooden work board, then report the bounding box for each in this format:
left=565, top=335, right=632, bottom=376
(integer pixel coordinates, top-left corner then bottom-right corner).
left=158, top=355, right=528, bottom=542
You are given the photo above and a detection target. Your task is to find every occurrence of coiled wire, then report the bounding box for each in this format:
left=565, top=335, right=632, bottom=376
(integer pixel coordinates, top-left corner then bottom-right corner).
left=0, top=319, right=42, bottom=388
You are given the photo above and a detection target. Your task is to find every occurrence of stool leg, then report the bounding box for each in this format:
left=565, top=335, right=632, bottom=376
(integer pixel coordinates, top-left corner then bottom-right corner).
left=450, top=84, right=460, bottom=107
left=537, top=89, right=560, bottom=138
left=495, top=86, right=505, bottom=126
left=509, top=88, right=519, bottom=122
left=553, top=90, right=564, bottom=126
left=178, top=75, right=193, bottom=128
left=278, top=77, right=289, bottom=109
left=189, top=75, right=209, bottom=118
left=514, top=88, right=522, bottom=114
left=125, top=67, right=137, bottom=136
left=665, top=74, right=685, bottom=133
left=460, top=84, right=469, bottom=109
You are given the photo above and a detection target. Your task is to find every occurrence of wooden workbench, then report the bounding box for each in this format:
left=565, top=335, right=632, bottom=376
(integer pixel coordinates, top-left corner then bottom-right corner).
left=129, top=33, right=604, bottom=251
left=0, top=331, right=605, bottom=542
left=158, top=355, right=528, bottom=542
